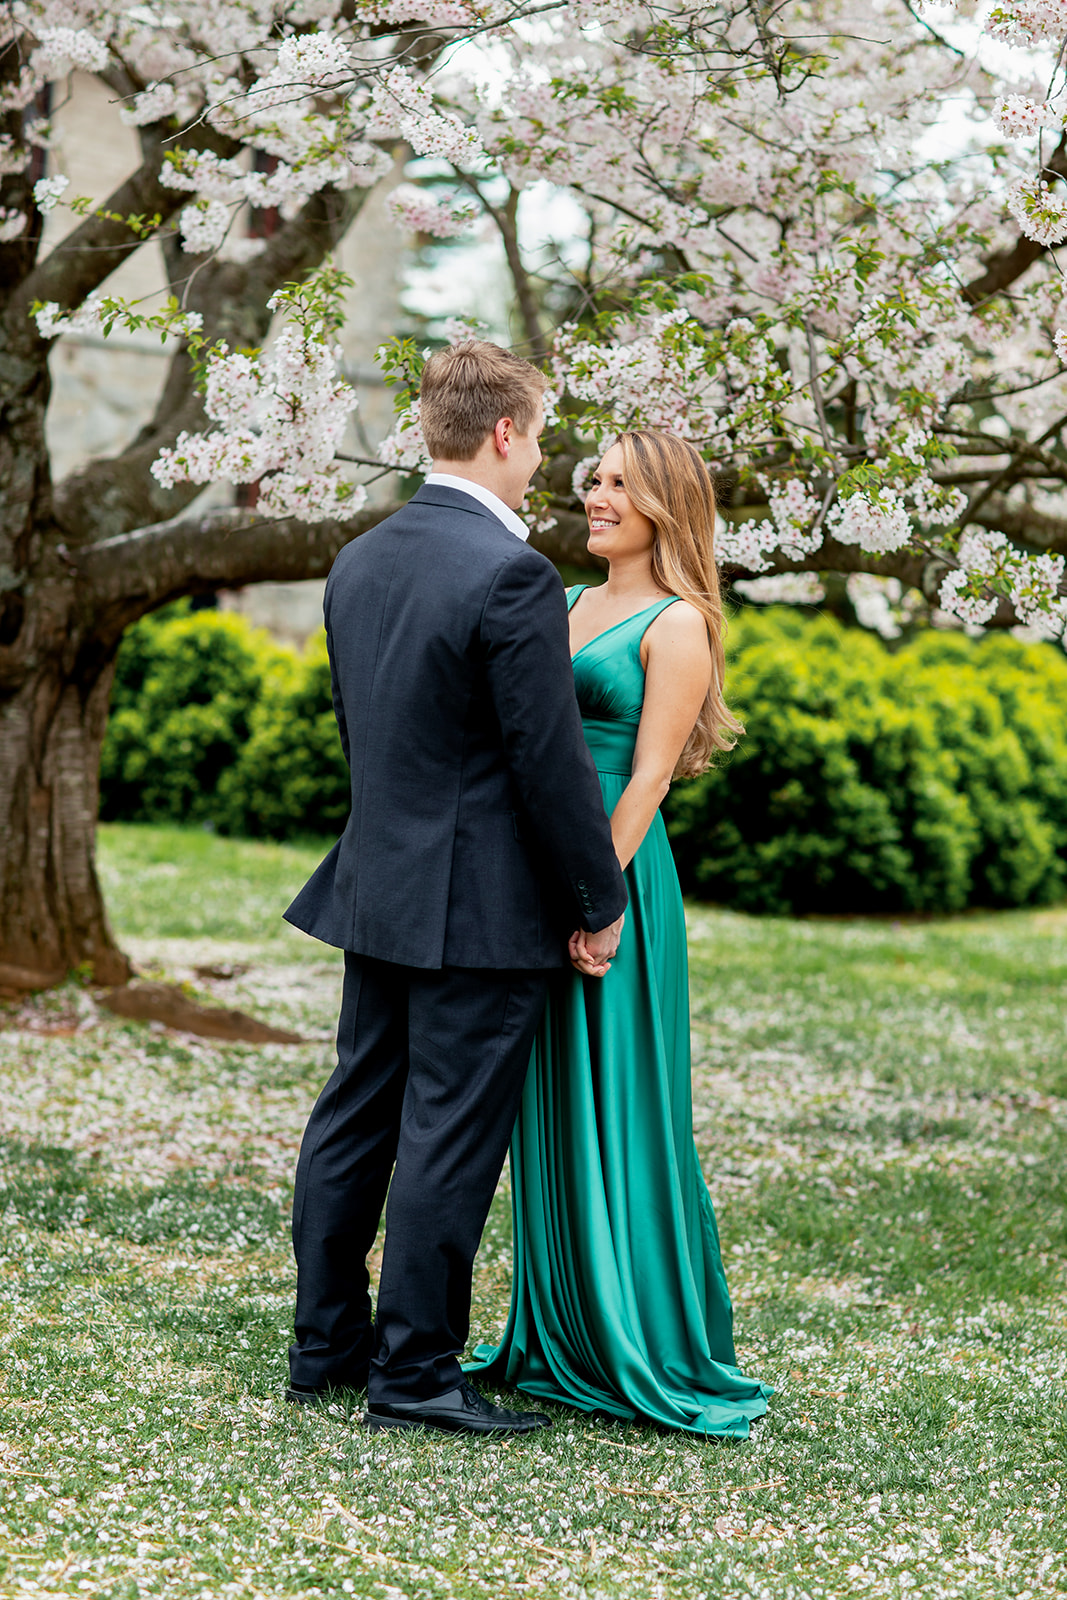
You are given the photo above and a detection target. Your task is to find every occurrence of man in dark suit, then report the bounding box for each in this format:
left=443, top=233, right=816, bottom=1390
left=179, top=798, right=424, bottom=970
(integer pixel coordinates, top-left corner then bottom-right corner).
left=283, top=341, right=627, bottom=1437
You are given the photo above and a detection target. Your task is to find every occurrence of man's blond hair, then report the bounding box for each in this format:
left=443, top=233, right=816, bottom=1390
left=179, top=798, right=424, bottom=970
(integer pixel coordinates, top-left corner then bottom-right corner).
left=419, top=341, right=547, bottom=460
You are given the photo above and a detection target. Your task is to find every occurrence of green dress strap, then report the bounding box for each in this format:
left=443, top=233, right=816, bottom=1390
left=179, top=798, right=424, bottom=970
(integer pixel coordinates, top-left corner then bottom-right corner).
left=568, top=590, right=680, bottom=657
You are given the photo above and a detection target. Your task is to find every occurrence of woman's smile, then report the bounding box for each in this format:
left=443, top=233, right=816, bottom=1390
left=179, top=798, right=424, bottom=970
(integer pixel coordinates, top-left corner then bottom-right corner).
left=585, top=442, right=656, bottom=554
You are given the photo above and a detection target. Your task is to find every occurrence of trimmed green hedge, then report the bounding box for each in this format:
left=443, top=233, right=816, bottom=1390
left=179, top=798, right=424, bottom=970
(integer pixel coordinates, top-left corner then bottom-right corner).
left=100, top=603, right=1067, bottom=914
left=217, top=631, right=350, bottom=839
left=100, top=606, right=349, bottom=841
left=664, top=610, right=1067, bottom=914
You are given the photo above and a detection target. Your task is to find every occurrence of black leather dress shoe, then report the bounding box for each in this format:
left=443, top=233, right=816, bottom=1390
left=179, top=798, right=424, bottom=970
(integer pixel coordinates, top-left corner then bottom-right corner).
left=364, top=1380, right=551, bottom=1437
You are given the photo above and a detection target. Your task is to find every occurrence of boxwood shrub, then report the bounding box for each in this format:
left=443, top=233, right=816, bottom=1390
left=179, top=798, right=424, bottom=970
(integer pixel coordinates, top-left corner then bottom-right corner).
left=216, top=631, right=350, bottom=839
left=100, top=607, right=288, bottom=829
left=664, top=609, right=1067, bottom=914
left=99, top=605, right=349, bottom=839
left=100, top=601, right=1067, bottom=914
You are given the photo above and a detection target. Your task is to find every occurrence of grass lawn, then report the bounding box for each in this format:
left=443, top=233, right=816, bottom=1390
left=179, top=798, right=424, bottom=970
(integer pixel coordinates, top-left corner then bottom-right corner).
left=1, top=821, right=1065, bottom=1599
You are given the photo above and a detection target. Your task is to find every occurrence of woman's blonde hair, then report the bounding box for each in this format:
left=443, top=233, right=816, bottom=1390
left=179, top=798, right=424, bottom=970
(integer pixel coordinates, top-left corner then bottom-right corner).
left=613, top=430, right=744, bottom=776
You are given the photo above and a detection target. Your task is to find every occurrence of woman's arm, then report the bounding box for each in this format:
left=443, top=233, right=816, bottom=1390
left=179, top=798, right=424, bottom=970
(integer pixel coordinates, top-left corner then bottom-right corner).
left=610, top=601, right=711, bottom=870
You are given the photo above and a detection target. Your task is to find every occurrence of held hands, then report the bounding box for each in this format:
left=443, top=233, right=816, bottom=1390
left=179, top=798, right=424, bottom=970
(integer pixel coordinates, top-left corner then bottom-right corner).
left=569, top=914, right=625, bottom=978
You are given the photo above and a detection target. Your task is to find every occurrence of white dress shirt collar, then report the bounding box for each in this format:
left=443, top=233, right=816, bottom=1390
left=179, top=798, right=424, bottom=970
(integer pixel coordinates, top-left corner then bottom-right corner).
left=424, top=472, right=530, bottom=542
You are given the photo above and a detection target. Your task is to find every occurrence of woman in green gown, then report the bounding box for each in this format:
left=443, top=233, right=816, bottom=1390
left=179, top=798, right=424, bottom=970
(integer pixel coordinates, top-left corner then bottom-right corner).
left=468, top=430, right=772, bottom=1438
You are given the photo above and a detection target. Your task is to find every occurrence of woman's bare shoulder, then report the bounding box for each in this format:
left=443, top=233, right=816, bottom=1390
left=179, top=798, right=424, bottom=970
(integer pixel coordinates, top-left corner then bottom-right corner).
left=648, top=597, right=709, bottom=642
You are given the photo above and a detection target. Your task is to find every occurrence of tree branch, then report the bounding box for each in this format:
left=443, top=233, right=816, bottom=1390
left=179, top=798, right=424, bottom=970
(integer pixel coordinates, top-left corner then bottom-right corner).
left=53, top=182, right=378, bottom=546
left=4, top=122, right=238, bottom=347
left=75, top=495, right=609, bottom=632
left=76, top=500, right=402, bottom=643
left=971, top=496, right=1067, bottom=553
left=464, top=178, right=548, bottom=359
left=73, top=478, right=1062, bottom=656
left=962, top=134, right=1067, bottom=305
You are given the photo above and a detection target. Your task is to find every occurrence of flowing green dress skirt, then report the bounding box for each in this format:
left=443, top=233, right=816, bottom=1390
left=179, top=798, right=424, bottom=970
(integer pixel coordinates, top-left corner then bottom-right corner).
left=468, top=596, right=771, bottom=1438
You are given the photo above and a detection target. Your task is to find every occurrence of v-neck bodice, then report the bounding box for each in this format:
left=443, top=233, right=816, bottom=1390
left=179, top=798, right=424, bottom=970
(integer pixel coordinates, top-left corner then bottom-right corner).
left=567, top=585, right=678, bottom=775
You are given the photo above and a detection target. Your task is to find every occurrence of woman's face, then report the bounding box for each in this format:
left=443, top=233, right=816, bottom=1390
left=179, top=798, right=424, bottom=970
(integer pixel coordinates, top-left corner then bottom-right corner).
left=585, top=443, right=655, bottom=561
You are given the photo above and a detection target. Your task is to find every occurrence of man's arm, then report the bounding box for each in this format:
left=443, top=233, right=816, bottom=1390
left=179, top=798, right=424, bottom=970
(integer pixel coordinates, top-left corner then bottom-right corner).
left=481, top=547, right=627, bottom=933
left=323, top=585, right=351, bottom=767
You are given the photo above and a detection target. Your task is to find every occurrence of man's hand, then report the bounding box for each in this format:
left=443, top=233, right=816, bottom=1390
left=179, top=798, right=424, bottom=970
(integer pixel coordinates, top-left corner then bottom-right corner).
left=569, top=914, right=625, bottom=978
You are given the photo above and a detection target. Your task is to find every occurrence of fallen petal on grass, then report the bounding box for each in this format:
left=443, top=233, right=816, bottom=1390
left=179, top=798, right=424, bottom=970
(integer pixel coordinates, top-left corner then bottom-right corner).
left=0, top=823, right=1064, bottom=1600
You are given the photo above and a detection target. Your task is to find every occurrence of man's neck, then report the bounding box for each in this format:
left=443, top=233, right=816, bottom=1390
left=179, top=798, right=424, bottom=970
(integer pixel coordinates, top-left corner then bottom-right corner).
left=429, top=460, right=512, bottom=506
left=425, top=470, right=530, bottom=541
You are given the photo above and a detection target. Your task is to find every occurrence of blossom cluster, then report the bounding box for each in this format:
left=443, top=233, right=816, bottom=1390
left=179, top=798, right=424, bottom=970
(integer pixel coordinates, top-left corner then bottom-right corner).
left=34, top=297, right=204, bottom=343
left=1007, top=551, right=1067, bottom=630
left=34, top=293, right=110, bottom=339
left=33, top=174, right=68, bottom=213
left=714, top=518, right=786, bottom=575
left=553, top=309, right=737, bottom=444
left=936, top=530, right=1066, bottom=633
left=830, top=492, right=914, bottom=555
left=376, top=402, right=431, bottom=474
left=983, top=4, right=1067, bottom=304
left=733, top=572, right=826, bottom=606
left=1005, top=178, right=1067, bottom=247
left=119, top=81, right=183, bottom=128
left=386, top=185, right=478, bottom=238
left=938, top=568, right=1002, bottom=628
left=32, top=27, right=109, bottom=75
left=845, top=574, right=912, bottom=640
left=366, top=66, right=484, bottom=164
left=992, top=94, right=1060, bottom=139
left=177, top=200, right=231, bottom=255
left=985, top=1, right=1067, bottom=46
left=9, top=5, right=488, bottom=256
left=158, top=144, right=388, bottom=246
left=358, top=0, right=483, bottom=21
left=3, top=0, right=1066, bottom=631
left=765, top=480, right=824, bottom=556
left=274, top=31, right=353, bottom=86
left=717, top=479, right=825, bottom=574
left=153, top=315, right=364, bottom=523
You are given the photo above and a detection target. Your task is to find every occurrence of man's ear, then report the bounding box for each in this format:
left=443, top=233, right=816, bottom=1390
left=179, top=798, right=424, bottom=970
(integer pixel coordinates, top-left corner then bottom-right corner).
left=493, top=417, right=512, bottom=457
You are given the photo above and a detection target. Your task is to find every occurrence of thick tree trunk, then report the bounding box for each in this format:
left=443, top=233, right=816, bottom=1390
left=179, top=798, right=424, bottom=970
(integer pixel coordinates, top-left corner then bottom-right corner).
left=0, top=618, right=129, bottom=987
left=0, top=212, right=131, bottom=984
left=0, top=500, right=402, bottom=989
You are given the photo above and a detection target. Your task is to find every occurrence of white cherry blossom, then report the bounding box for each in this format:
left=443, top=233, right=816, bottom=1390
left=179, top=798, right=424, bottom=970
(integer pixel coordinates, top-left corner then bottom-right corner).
left=829, top=493, right=914, bottom=554
left=178, top=200, right=231, bottom=255
left=32, top=28, right=110, bottom=75
left=33, top=174, right=68, bottom=213
left=992, top=94, right=1059, bottom=138
left=938, top=570, right=1000, bottom=627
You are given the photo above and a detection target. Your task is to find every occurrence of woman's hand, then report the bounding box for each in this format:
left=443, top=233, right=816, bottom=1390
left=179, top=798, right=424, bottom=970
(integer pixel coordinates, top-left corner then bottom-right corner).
left=569, top=914, right=625, bottom=977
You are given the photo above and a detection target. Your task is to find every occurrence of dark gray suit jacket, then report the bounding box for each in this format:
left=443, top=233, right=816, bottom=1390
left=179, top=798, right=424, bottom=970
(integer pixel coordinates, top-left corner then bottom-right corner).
left=284, top=483, right=628, bottom=969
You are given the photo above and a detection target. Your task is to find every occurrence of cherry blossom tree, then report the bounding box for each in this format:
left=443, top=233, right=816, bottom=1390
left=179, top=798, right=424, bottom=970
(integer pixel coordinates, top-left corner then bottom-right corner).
left=2, top=0, right=1066, bottom=987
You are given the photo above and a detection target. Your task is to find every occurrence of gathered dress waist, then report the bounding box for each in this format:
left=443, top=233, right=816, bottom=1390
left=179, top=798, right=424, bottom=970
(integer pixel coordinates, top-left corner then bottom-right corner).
left=579, top=717, right=637, bottom=777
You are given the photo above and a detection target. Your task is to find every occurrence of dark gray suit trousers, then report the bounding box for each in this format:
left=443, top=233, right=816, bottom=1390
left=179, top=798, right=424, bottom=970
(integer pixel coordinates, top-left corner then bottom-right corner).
left=289, top=952, right=548, bottom=1402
